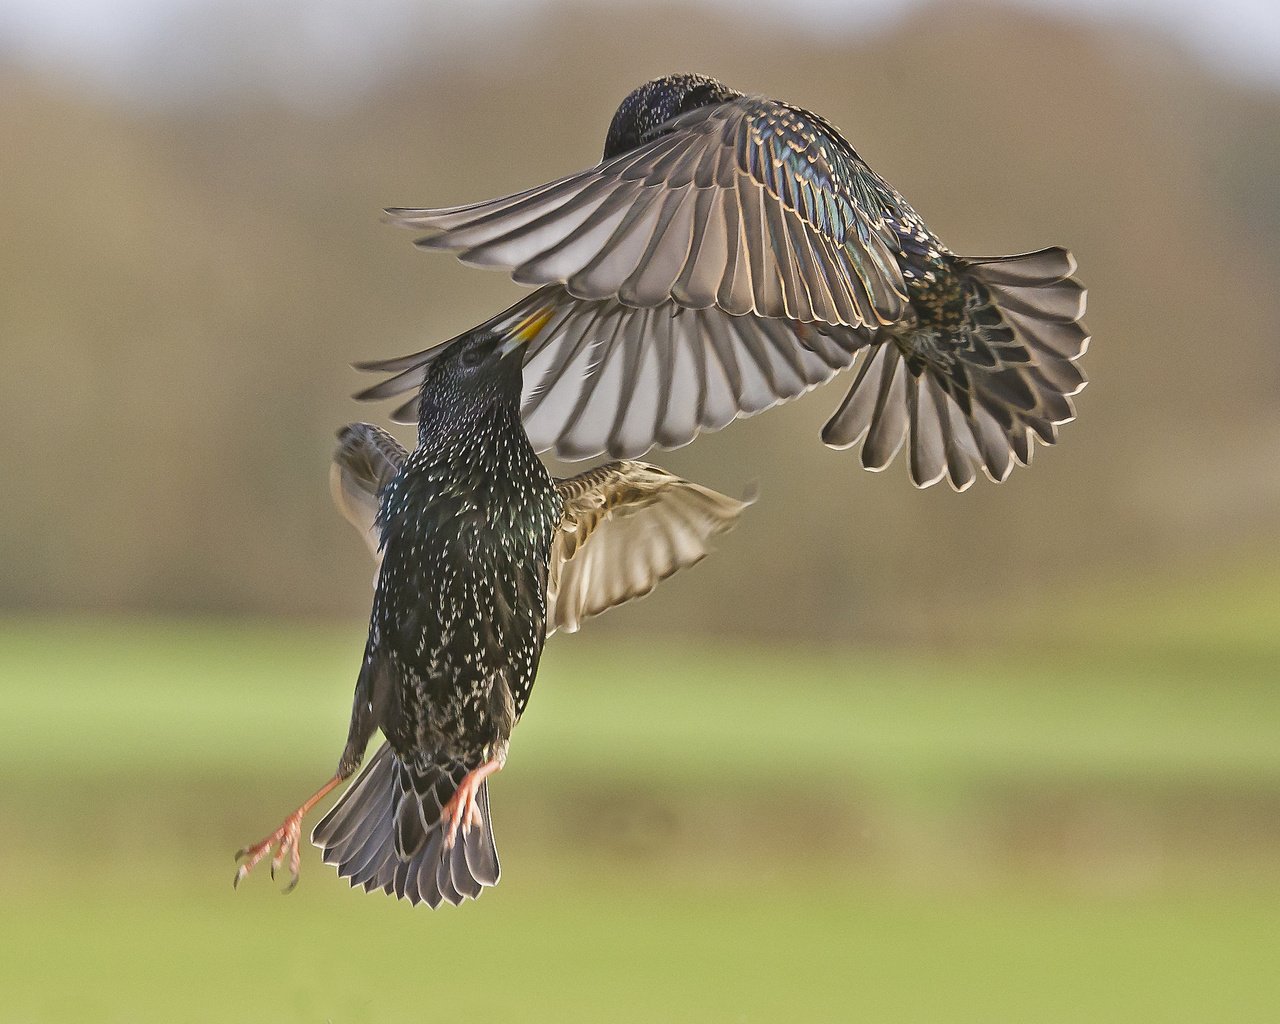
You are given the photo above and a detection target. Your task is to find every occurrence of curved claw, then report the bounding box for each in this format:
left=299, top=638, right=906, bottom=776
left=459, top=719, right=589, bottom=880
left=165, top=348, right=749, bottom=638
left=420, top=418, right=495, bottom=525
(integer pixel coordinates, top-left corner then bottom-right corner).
left=232, top=773, right=344, bottom=895
left=233, top=813, right=303, bottom=894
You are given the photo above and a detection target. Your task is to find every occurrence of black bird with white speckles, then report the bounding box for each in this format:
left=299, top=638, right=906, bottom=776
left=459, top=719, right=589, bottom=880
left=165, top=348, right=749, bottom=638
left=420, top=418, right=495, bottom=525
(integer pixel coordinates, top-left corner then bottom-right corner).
left=234, top=318, right=750, bottom=907
left=349, top=324, right=562, bottom=897
left=361, top=73, right=1090, bottom=492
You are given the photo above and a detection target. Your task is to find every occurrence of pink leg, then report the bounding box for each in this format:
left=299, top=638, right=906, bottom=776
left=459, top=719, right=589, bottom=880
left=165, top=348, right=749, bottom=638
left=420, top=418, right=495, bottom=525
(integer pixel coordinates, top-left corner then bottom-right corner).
left=233, top=774, right=344, bottom=893
left=440, top=757, right=505, bottom=850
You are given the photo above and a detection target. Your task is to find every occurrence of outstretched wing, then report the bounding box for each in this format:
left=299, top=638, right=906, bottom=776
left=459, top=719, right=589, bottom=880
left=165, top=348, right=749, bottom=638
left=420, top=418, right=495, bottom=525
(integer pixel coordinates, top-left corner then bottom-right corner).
left=386, top=96, right=907, bottom=329
left=547, top=461, right=751, bottom=635
left=329, top=430, right=747, bottom=635
left=329, top=422, right=407, bottom=557
left=354, top=287, right=869, bottom=460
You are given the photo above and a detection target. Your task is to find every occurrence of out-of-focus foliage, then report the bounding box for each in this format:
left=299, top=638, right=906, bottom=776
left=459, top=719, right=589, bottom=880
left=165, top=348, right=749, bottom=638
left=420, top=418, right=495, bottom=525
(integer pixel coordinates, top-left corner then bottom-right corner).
left=2, top=3, right=1278, bottom=642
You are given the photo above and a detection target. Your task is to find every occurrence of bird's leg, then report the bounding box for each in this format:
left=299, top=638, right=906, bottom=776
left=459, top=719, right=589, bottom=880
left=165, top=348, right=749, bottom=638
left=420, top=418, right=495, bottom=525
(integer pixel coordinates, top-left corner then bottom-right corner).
left=441, top=746, right=507, bottom=850
left=233, top=773, right=345, bottom=893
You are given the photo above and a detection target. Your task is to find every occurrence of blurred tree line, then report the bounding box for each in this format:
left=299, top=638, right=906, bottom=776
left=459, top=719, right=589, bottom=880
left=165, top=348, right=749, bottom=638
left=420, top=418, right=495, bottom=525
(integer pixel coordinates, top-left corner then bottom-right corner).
left=2, top=2, right=1277, bottom=641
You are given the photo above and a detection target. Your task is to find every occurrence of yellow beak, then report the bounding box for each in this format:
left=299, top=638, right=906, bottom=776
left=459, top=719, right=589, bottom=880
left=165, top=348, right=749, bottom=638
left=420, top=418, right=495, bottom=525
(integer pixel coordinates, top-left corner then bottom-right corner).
left=498, top=306, right=554, bottom=356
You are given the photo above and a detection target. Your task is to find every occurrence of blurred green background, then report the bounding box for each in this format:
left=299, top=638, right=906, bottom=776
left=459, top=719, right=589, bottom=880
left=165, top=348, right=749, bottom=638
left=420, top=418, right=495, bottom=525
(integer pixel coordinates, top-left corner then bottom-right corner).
left=2, top=0, right=1278, bottom=1020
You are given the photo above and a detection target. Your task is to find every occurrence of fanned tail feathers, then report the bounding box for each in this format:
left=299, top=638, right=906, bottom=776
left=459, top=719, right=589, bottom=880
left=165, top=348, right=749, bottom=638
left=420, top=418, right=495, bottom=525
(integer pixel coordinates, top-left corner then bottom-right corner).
left=821, top=246, right=1088, bottom=490
left=310, top=743, right=500, bottom=908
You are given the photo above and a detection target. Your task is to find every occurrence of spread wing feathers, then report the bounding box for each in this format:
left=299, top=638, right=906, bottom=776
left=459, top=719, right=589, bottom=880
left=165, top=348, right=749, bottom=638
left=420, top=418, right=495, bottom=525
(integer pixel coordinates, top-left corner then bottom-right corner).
left=547, top=461, right=751, bottom=634
left=329, top=423, right=408, bottom=556
left=312, top=744, right=500, bottom=909
left=385, top=97, right=907, bottom=328
left=822, top=247, right=1089, bottom=491
left=353, top=287, right=870, bottom=459
left=328, top=427, right=749, bottom=635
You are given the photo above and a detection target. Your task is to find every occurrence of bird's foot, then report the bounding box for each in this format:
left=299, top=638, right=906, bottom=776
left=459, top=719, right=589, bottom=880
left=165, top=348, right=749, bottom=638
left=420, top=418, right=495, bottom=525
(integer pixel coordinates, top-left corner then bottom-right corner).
left=441, top=757, right=504, bottom=851
left=233, top=773, right=344, bottom=893
left=234, top=811, right=306, bottom=893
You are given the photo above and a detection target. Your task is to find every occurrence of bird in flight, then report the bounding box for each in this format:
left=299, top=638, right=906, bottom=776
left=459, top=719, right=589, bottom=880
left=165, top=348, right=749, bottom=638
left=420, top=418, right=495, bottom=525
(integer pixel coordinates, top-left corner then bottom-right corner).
left=235, top=319, right=750, bottom=907
left=358, top=73, right=1089, bottom=491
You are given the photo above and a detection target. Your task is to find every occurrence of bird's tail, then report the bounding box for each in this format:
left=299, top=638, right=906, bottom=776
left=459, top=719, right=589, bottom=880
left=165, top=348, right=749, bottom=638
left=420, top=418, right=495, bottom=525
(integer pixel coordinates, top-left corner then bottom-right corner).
left=821, top=247, right=1089, bottom=490
left=310, top=742, right=500, bottom=908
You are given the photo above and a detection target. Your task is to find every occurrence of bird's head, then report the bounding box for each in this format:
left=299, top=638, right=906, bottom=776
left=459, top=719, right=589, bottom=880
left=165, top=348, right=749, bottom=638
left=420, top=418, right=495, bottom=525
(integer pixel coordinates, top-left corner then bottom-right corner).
left=426, top=328, right=521, bottom=393
left=414, top=307, right=553, bottom=439
left=603, top=73, right=741, bottom=160
left=416, top=327, right=522, bottom=430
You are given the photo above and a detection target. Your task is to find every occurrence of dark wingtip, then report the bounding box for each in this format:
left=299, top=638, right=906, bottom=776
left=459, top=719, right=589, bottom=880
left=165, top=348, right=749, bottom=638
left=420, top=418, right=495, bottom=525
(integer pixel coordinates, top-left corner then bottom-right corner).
left=351, top=380, right=386, bottom=401
left=390, top=397, right=419, bottom=424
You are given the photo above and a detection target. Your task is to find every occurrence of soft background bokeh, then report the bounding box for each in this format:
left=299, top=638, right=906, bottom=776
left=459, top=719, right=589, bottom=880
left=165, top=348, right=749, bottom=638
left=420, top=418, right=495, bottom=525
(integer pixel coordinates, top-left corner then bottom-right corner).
left=2, top=1, right=1278, bottom=1021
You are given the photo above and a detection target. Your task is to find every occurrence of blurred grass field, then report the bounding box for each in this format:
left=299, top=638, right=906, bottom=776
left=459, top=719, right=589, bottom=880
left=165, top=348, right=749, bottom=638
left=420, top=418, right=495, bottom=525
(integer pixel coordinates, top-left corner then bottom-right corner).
left=2, top=570, right=1278, bottom=1023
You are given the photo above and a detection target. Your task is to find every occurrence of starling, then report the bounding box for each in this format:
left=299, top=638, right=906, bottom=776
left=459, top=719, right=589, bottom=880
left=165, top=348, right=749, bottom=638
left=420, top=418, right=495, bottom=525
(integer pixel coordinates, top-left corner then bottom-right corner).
left=235, top=320, right=750, bottom=907
left=358, top=73, right=1089, bottom=491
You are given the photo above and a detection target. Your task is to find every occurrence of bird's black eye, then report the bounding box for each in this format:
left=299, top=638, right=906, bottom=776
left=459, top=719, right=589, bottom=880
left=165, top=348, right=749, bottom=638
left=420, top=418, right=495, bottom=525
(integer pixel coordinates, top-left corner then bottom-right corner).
left=461, top=346, right=485, bottom=369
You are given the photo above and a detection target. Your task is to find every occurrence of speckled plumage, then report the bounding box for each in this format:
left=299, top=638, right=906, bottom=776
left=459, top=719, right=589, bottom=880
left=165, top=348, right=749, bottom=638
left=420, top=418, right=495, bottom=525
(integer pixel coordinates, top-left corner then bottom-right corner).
left=371, top=337, right=562, bottom=766
left=302, top=335, right=750, bottom=908
left=361, top=73, right=1089, bottom=491
left=312, top=331, right=561, bottom=906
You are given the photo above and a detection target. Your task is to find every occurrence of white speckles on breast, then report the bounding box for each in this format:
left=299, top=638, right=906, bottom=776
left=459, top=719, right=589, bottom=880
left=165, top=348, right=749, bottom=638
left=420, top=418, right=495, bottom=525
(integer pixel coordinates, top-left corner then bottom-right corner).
left=368, top=382, right=563, bottom=768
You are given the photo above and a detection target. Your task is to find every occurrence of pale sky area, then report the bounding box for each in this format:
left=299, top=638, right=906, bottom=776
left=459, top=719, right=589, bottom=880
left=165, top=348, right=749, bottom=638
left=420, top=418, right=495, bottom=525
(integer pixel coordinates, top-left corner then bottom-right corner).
left=2, top=0, right=1278, bottom=103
